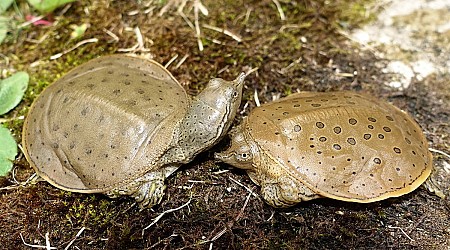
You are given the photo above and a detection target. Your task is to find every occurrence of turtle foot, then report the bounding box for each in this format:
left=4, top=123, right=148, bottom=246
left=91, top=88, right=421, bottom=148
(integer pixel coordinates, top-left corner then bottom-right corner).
left=260, top=175, right=320, bottom=208
left=106, top=167, right=178, bottom=208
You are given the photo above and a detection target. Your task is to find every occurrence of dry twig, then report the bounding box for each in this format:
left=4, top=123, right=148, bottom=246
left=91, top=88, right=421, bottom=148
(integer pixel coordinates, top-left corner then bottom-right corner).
left=50, top=38, right=98, bottom=60
left=164, top=54, right=179, bottom=68
left=387, top=225, right=414, bottom=241
left=429, top=148, right=450, bottom=159
left=20, top=232, right=56, bottom=249
left=202, top=24, right=242, bottom=42
left=202, top=192, right=252, bottom=248
left=117, top=27, right=150, bottom=53
left=229, top=176, right=258, bottom=198
left=18, top=15, right=46, bottom=28
left=194, top=0, right=204, bottom=51
left=278, top=57, right=302, bottom=74
left=142, top=198, right=192, bottom=235
left=64, top=227, right=86, bottom=250
left=272, top=0, right=286, bottom=21
left=175, top=54, right=189, bottom=69
left=254, top=89, right=261, bottom=107
left=103, top=28, right=119, bottom=42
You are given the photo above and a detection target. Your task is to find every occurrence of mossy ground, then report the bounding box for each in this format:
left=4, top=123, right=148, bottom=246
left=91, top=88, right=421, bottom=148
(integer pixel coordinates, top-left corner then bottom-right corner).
left=1, top=0, right=449, bottom=249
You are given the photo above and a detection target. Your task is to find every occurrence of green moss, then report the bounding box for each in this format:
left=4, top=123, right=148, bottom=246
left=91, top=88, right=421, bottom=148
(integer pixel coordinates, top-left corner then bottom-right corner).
left=65, top=195, right=118, bottom=228
left=377, top=209, right=387, bottom=218
left=335, top=0, right=379, bottom=29
left=339, top=226, right=358, bottom=237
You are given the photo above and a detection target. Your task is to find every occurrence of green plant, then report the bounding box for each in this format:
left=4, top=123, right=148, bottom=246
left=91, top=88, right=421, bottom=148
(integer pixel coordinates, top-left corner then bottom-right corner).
left=0, top=72, right=29, bottom=176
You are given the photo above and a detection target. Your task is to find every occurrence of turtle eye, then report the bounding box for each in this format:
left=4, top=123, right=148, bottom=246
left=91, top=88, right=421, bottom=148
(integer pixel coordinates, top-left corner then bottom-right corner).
left=232, top=91, right=238, bottom=98
left=236, top=150, right=252, bottom=162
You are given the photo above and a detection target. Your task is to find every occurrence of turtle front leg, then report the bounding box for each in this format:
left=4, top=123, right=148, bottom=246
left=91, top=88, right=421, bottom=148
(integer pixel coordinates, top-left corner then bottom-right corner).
left=256, top=172, right=321, bottom=208
left=106, top=165, right=178, bottom=208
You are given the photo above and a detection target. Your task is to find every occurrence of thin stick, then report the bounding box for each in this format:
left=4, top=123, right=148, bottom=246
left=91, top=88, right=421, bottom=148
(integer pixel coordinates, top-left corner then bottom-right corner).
left=201, top=192, right=252, bottom=247
left=50, top=38, right=98, bottom=60
left=148, top=233, right=178, bottom=249
left=117, top=27, right=150, bottom=52
left=135, top=26, right=146, bottom=51
left=103, top=28, right=119, bottom=42
left=228, top=177, right=258, bottom=198
left=175, top=54, right=189, bottom=69
left=278, top=57, right=302, bottom=74
left=266, top=211, right=275, bottom=221
left=202, top=24, right=242, bottom=42
left=159, top=0, right=189, bottom=16
left=210, top=228, right=226, bottom=242
left=245, top=67, right=259, bottom=76
left=177, top=1, right=195, bottom=30
left=244, top=8, right=252, bottom=24
left=254, top=89, right=261, bottom=107
left=212, top=169, right=229, bottom=175
left=18, top=15, right=46, bottom=28
left=240, top=101, right=249, bottom=114
left=235, top=192, right=252, bottom=221
left=20, top=233, right=57, bottom=249
left=179, top=11, right=195, bottom=30
left=196, top=0, right=209, bottom=16
left=142, top=198, right=191, bottom=235
left=64, top=227, right=86, bottom=250
left=272, top=0, right=286, bottom=21
left=164, top=54, right=179, bottom=68
left=187, top=180, right=206, bottom=183
left=217, top=65, right=229, bottom=75
left=45, top=232, right=51, bottom=250
left=387, top=225, right=415, bottom=241
left=194, top=0, right=204, bottom=51
left=0, top=172, right=38, bottom=191
left=429, top=148, right=450, bottom=160
left=158, top=0, right=174, bottom=16
left=0, top=115, right=24, bottom=123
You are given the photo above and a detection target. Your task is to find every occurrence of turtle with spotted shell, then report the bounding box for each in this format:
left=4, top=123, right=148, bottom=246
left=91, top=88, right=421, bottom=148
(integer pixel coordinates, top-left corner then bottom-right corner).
left=216, top=91, right=432, bottom=207
left=23, top=54, right=246, bottom=208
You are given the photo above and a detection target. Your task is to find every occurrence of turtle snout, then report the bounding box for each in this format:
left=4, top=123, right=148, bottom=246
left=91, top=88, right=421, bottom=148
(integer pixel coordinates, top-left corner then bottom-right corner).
left=214, top=151, right=232, bottom=162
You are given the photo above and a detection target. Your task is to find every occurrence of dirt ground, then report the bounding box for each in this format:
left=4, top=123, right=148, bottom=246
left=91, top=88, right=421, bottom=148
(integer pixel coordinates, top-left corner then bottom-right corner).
left=1, top=0, right=449, bottom=249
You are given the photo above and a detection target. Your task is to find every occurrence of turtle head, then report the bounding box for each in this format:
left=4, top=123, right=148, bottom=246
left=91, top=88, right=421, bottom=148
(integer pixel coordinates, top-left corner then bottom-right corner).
left=175, top=72, right=246, bottom=160
left=197, top=72, right=246, bottom=129
left=215, top=125, right=256, bottom=170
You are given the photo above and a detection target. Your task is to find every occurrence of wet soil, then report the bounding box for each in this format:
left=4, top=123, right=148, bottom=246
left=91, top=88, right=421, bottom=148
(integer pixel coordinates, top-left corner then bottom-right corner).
left=0, top=0, right=449, bottom=249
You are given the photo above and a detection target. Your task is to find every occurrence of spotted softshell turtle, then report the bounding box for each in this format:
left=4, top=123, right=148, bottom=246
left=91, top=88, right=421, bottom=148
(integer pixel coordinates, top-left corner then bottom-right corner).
left=23, top=54, right=246, bottom=207
left=216, top=91, right=432, bottom=207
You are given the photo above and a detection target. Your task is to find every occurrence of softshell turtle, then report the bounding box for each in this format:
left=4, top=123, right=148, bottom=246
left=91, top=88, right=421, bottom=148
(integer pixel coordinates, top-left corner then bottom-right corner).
left=216, top=91, right=432, bottom=207
left=23, top=54, right=246, bottom=208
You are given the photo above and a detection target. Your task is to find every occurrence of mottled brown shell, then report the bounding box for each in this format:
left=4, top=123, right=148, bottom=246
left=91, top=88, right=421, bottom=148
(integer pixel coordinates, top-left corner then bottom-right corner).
left=245, top=91, right=432, bottom=202
left=22, top=55, right=188, bottom=193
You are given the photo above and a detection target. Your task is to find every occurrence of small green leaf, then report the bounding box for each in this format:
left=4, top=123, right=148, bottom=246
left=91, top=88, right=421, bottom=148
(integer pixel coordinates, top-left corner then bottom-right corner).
left=27, top=0, right=77, bottom=14
left=0, top=16, right=9, bottom=44
left=0, top=126, right=17, bottom=176
left=70, top=23, right=88, bottom=39
left=0, top=0, right=13, bottom=14
left=0, top=72, right=29, bottom=115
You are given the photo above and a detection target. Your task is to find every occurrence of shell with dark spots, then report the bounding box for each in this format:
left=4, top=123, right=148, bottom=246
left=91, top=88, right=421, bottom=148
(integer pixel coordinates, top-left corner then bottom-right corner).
left=216, top=91, right=432, bottom=207
left=23, top=55, right=188, bottom=192
left=23, top=54, right=246, bottom=208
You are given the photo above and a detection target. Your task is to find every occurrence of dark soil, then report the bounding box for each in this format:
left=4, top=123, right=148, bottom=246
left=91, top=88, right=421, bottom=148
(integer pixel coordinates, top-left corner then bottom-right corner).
left=1, top=0, right=449, bottom=249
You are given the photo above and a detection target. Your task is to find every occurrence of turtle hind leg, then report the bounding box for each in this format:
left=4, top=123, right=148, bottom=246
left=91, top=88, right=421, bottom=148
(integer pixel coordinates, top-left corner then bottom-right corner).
left=106, top=166, right=178, bottom=208
left=260, top=174, right=321, bottom=208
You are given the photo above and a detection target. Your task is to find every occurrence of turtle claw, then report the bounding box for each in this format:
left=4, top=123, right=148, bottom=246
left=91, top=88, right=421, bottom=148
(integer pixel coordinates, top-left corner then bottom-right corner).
left=106, top=169, right=169, bottom=208
left=132, top=180, right=166, bottom=209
